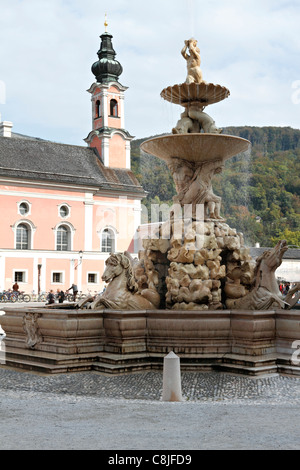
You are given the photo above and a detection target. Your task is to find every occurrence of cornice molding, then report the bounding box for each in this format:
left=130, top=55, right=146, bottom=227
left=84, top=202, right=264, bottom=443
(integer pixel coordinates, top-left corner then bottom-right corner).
left=87, top=81, right=128, bottom=94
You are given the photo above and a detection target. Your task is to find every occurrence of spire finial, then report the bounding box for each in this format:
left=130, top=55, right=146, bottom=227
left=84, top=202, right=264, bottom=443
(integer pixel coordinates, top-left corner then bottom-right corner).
left=92, top=18, right=123, bottom=84
left=104, top=13, right=108, bottom=32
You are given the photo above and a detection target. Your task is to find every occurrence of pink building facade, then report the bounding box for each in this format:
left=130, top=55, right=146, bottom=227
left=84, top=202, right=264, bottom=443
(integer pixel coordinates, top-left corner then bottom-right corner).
left=0, top=28, right=145, bottom=296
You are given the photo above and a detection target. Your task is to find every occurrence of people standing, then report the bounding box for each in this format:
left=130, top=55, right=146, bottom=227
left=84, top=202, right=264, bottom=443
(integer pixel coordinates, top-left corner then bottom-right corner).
left=284, top=283, right=290, bottom=295
left=47, top=290, right=55, bottom=304
left=67, top=284, right=78, bottom=301
left=12, top=282, right=19, bottom=292
left=56, top=289, right=65, bottom=304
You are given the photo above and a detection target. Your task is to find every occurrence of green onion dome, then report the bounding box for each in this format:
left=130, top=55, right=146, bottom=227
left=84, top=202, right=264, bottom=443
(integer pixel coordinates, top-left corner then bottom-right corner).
left=92, top=32, right=123, bottom=84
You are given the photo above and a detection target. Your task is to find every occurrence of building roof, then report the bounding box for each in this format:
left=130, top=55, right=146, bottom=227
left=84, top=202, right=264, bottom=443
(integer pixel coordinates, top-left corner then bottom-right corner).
left=0, top=135, right=145, bottom=196
left=250, top=247, right=300, bottom=260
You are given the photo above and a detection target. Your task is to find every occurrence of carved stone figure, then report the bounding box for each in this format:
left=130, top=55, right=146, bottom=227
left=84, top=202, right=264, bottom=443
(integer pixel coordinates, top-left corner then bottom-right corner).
left=78, top=252, right=160, bottom=310
left=172, top=106, right=221, bottom=135
left=172, top=111, right=200, bottom=134
left=187, top=104, right=222, bottom=134
left=181, top=38, right=204, bottom=84
left=168, top=157, right=224, bottom=219
left=23, top=312, right=42, bottom=349
left=226, top=240, right=293, bottom=310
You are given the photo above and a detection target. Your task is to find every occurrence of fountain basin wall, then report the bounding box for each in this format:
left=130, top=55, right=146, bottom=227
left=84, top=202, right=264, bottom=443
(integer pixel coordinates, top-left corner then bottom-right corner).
left=1, top=307, right=299, bottom=376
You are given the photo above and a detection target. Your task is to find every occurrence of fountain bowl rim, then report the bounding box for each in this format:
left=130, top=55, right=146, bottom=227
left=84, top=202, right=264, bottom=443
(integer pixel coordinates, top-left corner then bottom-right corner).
left=140, top=133, right=251, bottom=164
left=160, top=82, right=230, bottom=106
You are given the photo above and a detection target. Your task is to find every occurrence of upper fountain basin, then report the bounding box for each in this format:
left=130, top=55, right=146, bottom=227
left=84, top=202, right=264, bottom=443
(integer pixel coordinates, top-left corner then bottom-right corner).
left=160, top=82, right=230, bottom=106
left=140, top=133, right=251, bottom=164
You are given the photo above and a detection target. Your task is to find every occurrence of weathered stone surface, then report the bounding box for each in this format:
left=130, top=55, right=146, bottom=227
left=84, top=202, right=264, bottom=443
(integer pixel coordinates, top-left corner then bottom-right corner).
left=1, top=307, right=300, bottom=376
left=161, top=219, right=254, bottom=310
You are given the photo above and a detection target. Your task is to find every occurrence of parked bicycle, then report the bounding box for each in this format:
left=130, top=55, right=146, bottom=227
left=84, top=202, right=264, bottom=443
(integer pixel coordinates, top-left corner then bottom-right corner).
left=17, top=291, right=31, bottom=302
left=30, top=291, right=47, bottom=302
left=77, top=291, right=87, bottom=300
left=0, top=290, right=18, bottom=302
left=37, top=292, right=47, bottom=302
left=0, top=292, right=8, bottom=302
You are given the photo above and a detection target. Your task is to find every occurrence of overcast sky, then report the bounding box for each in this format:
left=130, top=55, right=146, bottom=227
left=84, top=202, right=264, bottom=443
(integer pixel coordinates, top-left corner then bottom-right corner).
left=0, top=0, right=299, bottom=145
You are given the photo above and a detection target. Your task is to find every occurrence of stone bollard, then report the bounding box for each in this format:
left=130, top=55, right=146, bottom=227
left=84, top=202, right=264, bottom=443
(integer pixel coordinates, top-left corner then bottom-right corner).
left=0, top=335, right=6, bottom=365
left=162, top=351, right=183, bottom=402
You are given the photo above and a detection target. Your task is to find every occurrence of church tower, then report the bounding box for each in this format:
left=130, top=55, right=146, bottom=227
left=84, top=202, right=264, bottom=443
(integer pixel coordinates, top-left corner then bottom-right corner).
left=85, top=18, right=133, bottom=169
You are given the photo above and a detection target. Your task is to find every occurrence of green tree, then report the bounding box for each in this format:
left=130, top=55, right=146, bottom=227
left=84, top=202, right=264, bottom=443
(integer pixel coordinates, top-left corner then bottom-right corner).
left=271, top=228, right=300, bottom=247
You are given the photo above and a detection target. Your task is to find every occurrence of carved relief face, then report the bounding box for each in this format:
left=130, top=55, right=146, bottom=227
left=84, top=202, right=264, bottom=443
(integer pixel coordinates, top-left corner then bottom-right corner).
left=214, top=164, right=225, bottom=174
left=172, top=164, right=194, bottom=190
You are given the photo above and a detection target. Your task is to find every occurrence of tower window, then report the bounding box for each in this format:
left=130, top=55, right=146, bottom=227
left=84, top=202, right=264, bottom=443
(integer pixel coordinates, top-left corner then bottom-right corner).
left=95, top=100, right=101, bottom=118
left=110, top=99, right=118, bottom=117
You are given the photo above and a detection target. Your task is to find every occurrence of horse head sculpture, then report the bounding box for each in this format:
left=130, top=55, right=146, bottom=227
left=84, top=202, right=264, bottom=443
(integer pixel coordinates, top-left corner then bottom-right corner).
left=254, top=240, right=288, bottom=277
left=227, top=240, right=298, bottom=310
left=78, top=252, right=160, bottom=310
left=102, top=253, right=137, bottom=293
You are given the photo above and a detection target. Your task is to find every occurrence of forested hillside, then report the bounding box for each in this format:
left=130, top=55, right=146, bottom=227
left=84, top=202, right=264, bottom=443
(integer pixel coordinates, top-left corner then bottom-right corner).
left=131, top=126, right=300, bottom=246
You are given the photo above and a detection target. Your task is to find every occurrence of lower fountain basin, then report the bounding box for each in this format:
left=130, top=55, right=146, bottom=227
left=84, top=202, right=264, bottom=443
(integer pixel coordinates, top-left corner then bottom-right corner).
left=1, top=306, right=300, bottom=376
left=141, top=133, right=251, bottom=164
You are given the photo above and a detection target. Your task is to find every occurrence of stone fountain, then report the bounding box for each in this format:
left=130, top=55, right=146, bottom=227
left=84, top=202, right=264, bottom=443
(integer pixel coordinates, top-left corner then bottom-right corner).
left=1, top=39, right=300, bottom=376
left=138, top=38, right=299, bottom=313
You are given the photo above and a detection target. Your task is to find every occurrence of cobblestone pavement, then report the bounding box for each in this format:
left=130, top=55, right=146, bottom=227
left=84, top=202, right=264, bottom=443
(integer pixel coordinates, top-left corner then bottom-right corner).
left=1, top=368, right=300, bottom=450
left=2, top=304, right=300, bottom=450
left=1, top=368, right=300, bottom=403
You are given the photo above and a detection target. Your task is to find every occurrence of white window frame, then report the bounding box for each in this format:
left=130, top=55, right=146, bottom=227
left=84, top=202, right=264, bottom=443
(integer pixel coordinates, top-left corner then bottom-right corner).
left=87, top=272, right=99, bottom=284
left=12, top=220, right=36, bottom=250
left=58, top=203, right=71, bottom=219
left=13, top=269, right=28, bottom=284
left=51, top=271, right=65, bottom=285
left=53, top=222, right=75, bottom=251
left=99, top=226, right=117, bottom=253
left=17, top=200, right=32, bottom=217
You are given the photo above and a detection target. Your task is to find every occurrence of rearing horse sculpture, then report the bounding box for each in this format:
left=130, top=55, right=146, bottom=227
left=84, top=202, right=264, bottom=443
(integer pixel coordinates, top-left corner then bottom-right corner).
left=78, top=252, right=160, bottom=310
left=228, top=240, right=299, bottom=310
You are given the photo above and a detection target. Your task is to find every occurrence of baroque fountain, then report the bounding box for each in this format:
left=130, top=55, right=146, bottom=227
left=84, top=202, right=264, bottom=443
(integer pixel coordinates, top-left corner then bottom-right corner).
left=1, top=39, right=300, bottom=376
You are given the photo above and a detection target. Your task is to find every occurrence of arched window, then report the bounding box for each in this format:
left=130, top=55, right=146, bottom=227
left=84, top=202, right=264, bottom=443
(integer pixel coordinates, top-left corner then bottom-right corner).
left=110, top=99, right=118, bottom=117
left=56, top=225, right=71, bottom=251
left=16, top=223, right=29, bottom=249
left=101, top=228, right=115, bottom=253
left=95, top=99, right=101, bottom=118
